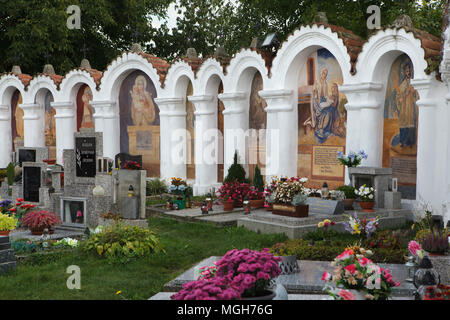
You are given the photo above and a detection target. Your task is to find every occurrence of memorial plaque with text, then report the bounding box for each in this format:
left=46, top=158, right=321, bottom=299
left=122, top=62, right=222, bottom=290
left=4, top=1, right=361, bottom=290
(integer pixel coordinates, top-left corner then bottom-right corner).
left=23, top=167, right=41, bottom=202
left=75, top=137, right=96, bottom=177
left=311, top=146, right=345, bottom=180
left=18, top=149, right=36, bottom=166
left=306, top=198, right=345, bottom=215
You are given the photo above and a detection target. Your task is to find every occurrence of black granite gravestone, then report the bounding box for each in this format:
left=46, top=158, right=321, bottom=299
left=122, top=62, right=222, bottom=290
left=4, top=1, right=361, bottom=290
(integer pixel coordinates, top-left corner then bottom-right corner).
left=18, top=149, right=36, bottom=167
left=23, top=166, right=41, bottom=202
left=114, top=153, right=143, bottom=169
left=75, top=137, right=96, bottom=177
left=306, top=198, right=345, bottom=215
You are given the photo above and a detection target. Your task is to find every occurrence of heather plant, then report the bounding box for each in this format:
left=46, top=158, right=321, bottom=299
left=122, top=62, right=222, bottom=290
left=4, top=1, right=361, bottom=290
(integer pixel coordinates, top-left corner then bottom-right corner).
left=171, top=277, right=241, bottom=300
left=420, top=230, right=449, bottom=254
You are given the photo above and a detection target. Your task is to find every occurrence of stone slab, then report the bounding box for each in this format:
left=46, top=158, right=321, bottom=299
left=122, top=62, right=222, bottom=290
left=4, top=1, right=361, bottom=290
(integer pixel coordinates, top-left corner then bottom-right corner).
left=0, top=236, right=9, bottom=244
left=306, top=198, right=345, bottom=215
left=0, top=243, right=11, bottom=251
left=163, top=256, right=416, bottom=297
left=0, top=249, right=15, bottom=263
left=385, top=191, right=402, bottom=210
left=122, top=197, right=139, bottom=219
left=349, top=167, right=392, bottom=176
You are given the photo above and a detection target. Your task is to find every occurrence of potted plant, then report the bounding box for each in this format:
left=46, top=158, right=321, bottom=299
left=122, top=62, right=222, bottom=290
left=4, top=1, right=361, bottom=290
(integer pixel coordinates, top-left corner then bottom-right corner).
left=123, top=160, right=141, bottom=170
left=272, top=177, right=309, bottom=218
left=419, top=229, right=449, bottom=285
left=21, top=210, right=61, bottom=235
left=0, top=213, right=18, bottom=236
left=248, top=186, right=264, bottom=209
left=336, top=185, right=356, bottom=210
left=322, top=247, right=400, bottom=300
left=355, top=184, right=375, bottom=212
left=263, top=177, right=278, bottom=211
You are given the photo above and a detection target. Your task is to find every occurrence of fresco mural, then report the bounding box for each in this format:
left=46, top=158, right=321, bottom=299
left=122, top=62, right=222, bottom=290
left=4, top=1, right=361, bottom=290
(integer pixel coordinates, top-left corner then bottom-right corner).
left=11, top=90, right=24, bottom=151
left=119, top=70, right=160, bottom=176
left=383, top=54, right=419, bottom=199
left=297, top=48, right=347, bottom=189
left=248, top=72, right=267, bottom=180
left=44, top=91, right=56, bottom=159
left=186, top=81, right=195, bottom=180
left=76, top=84, right=94, bottom=130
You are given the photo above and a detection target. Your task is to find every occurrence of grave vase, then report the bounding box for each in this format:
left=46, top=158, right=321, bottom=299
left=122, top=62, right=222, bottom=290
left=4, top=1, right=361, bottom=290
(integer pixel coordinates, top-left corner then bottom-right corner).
left=249, top=199, right=264, bottom=209
left=359, top=201, right=375, bottom=212
left=0, top=230, right=10, bottom=236
left=272, top=204, right=309, bottom=218
left=222, top=201, right=234, bottom=212
left=241, top=289, right=276, bottom=300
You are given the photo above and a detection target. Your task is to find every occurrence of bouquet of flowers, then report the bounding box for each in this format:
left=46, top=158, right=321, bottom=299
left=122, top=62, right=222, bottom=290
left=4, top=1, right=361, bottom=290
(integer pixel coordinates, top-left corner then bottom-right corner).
left=168, top=177, right=188, bottom=195
left=273, top=177, right=308, bottom=204
left=54, top=237, right=79, bottom=248
left=355, top=184, right=375, bottom=202
left=317, top=219, right=335, bottom=241
left=247, top=186, right=263, bottom=200
left=408, top=240, right=425, bottom=259
left=423, top=284, right=450, bottom=300
left=343, top=212, right=379, bottom=240
left=123, top=160, right=141, bottom=170
left=216, top=180, right=252, bottom=203
left=337, top=150, right=368, bottom=167
left=322, top=247, right=400, bottom=300
left=0, top=197, right=35, bottom=225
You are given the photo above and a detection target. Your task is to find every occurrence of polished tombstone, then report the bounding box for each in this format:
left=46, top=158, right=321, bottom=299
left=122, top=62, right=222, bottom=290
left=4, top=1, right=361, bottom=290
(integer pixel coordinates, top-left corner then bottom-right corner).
left=22, top=164, right=45, bottom=203
left=75, top=137, right=96, bottom=178
left=306, top=198, right=345, bottom=215
left=16, top=147, right=48, bottom=167
left=349, top=167, right=392, bottom=208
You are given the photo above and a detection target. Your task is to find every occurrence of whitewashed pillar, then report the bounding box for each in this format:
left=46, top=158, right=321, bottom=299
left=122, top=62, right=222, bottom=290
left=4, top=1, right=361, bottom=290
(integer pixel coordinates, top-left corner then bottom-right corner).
left=340, top=83, right=384, bottom=183
left=0, top=104, right=12, bottom=167
left=412, top=79, right=437, bottom=206
left=258, top=90, right=296, bottom=180
left=21, top=103, right=45, bottom=148
left=154, top=97, right=187, bottom=181
left=52, top=101, right=76, bottom=165
left=188, top=95, right=218, bottom=195
left=91, top=101, right=119, bottom=160
left=218, top=92, right=248, bottom=177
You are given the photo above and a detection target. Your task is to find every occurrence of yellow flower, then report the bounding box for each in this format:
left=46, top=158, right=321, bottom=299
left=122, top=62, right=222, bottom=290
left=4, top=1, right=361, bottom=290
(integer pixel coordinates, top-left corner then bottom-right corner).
left=318, top=222, right=324, bottom=228
left=116, top=290, right=122, bottom=295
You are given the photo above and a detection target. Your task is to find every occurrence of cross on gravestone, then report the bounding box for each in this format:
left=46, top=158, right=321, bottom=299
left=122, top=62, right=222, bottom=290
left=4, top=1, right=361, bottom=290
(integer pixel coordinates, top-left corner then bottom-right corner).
left=80, top=43, right=89, bottom=58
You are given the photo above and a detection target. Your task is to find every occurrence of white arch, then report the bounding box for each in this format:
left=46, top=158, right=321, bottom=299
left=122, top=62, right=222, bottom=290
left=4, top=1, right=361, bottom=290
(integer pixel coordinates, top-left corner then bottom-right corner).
left=194, top=58, right=225, bottom=95
left=356, top=28, right=429, bottom=83
left=57, top=69, right=98, bottom=102
left=163, top=60, right=195, bottom=98
left=224, top=49, right=269, bottom=93
left=0, top=74, right=26, bottom=106
left=270, top=24, right=353, bottom=90
left=25, top=75, right=58, bottom=104
left=98, top=52, right=163, bottom=101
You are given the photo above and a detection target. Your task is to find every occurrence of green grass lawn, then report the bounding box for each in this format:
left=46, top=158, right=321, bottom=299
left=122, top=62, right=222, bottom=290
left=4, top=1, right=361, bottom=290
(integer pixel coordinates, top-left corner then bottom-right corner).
left=0, top=217, right=286, bottom=300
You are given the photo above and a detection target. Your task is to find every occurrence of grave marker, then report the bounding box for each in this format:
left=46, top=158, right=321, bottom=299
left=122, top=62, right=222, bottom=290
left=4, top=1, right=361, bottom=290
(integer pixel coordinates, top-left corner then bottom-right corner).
left=23, top=166, right=41, bottom=202
left=75, top=137, right=96, bottom=178
left=306, top=198, right=345, bottom=215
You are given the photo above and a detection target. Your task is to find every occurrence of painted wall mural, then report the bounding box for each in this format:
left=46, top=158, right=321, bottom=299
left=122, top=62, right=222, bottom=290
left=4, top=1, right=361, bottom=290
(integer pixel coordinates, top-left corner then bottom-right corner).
left=186, top=81, right=195, bottom=180
left=119, top=70, right=160, bottom=176
left=76, top=84, right=94, bottom=130
left=11, top=90, right=24, bottom=151
left=218, top=82, right=224, bottom=183
left=248, top=72, right=267, bottom=180
left=383, top=54, right=419, bottom=199
left=297, top=48, right=347, bottom=189
left=44, top=91, right=56, bottom=159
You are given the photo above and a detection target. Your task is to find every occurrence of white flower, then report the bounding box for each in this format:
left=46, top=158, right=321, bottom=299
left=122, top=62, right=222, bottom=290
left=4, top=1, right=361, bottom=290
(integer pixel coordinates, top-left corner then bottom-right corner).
left=368, top=194, right=374, bottom=200
left=300, top=177, right=308, bottom=183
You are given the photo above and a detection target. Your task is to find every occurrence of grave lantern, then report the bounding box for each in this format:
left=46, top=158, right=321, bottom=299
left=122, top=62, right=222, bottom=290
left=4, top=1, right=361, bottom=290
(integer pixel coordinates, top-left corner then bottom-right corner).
left=321, top=182, right=329, bottom=199
left=128, top=185, right=135, bottom=197
left=413, top=256, right=440, bottom=300
left=201, top=201, right=208, bottom=215
left=243, top=196, right=251, bottom=215
left=185, top=194, right=191, bottom=209
left=206, top=193, right=213, bottom=211
left=405, top=255, right=417, bottom=282
left=83, top=227, right=91, bottom=240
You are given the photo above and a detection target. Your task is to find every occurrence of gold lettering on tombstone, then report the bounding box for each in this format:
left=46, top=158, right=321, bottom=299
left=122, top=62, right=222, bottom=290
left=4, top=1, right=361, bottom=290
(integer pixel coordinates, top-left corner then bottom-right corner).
left=312, top=146, right=344, bottom=179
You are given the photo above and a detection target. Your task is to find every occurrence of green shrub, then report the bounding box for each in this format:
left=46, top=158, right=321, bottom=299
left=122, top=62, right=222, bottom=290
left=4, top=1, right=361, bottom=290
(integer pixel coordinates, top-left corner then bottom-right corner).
left=336, top=185, right=356, bottom=199
left=146, top=178, right=168, bottom=196
left=82, top=223, right=164, bottom=264
left=252, top=165, right=264, bottom=192
left=6, top=163, right=15, bottom=186
left=224, top=151, right=247, bottom=183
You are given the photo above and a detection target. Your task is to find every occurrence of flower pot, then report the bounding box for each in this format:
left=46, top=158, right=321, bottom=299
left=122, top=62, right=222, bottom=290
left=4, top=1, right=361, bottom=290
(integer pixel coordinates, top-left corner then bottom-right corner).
left=265, top=203, right=273, bottom=211
left=359, top=201, right=375, bottom=212
left=30, top=227, right=55, bottom=236
left=272, top=204, right=309, bottom=218
left=343, top=199, right=355, bottom=210
left=250, top=199, right=265, bottom=209
left=173, top=199, right=186, bottom=210
left=241, top=290, right=276, bottom=300
left=223, top=201, right=234, bottom=212
left=0, top=230, right=10, bottom=236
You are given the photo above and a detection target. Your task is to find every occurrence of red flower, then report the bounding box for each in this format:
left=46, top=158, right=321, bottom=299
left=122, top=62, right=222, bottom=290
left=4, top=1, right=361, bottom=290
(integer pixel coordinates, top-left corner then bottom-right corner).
left=9, top=207, right=16, bottom=213
left=344, top=264, right=356, bottom=274
left=16, top=198, right=24, bottom=202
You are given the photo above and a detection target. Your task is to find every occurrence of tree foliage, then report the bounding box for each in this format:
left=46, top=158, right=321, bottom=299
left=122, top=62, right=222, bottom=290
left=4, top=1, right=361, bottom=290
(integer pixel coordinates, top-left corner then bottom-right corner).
left=0, top=0, right=446, bottom=75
